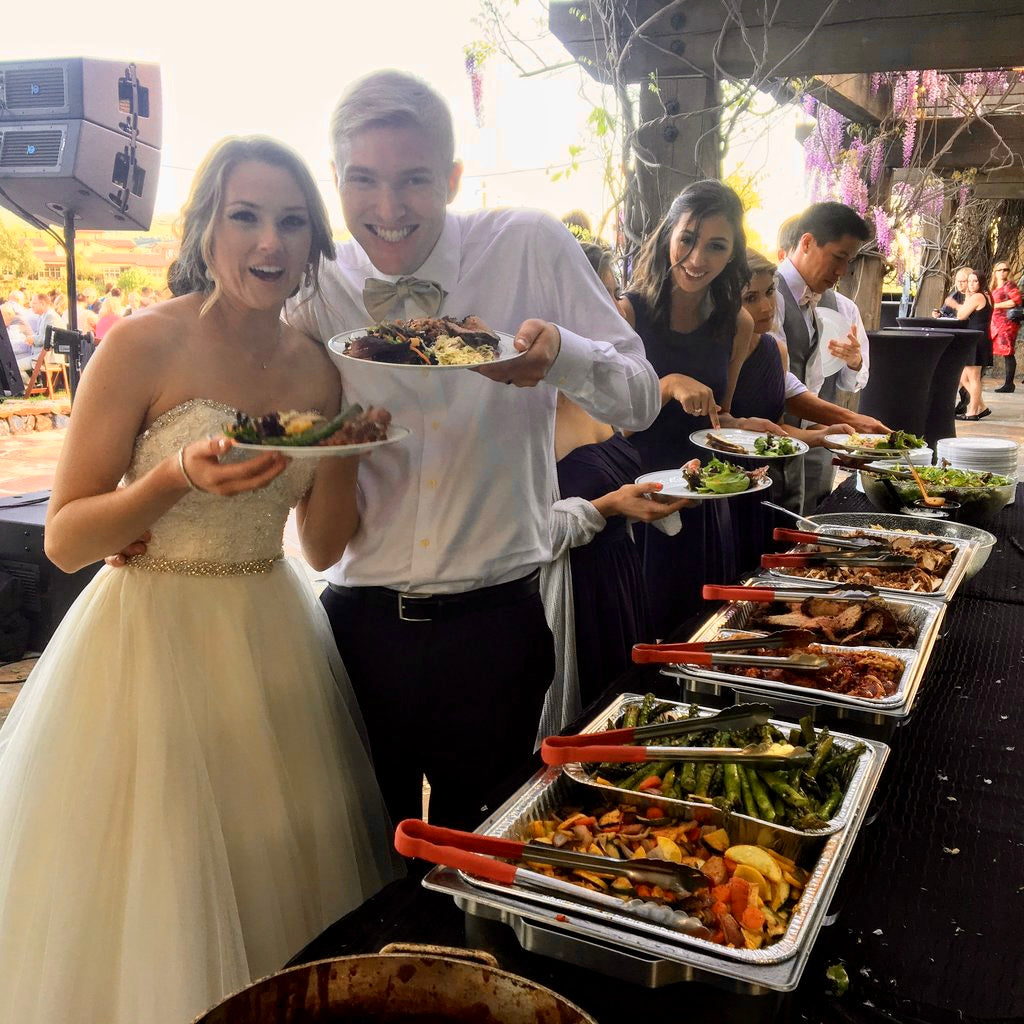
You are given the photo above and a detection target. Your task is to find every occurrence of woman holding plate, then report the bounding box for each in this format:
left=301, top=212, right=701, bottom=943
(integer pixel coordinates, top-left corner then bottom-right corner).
left=620, top=181, right=782, bottom=635
left=0, top=137, right=396, bottom=1024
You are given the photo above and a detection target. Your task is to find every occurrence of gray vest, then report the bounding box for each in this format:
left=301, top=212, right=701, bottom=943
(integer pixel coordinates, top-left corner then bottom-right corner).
left=777, top=274, right=841, bottom=415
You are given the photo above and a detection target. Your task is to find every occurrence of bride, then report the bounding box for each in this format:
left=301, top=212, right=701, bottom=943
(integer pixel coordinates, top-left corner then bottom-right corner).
left=0, top=137, right=397, bottom=1024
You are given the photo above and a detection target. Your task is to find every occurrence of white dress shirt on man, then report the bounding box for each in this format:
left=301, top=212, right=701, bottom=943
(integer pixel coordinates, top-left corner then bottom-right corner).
left=775, top=258, right=869, bottom=396
left=286, top=207, right=659, bottom=594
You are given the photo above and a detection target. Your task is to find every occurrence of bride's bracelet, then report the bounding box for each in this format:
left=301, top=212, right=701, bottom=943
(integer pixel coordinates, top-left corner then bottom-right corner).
left=177, top=445, right=202, bottom=492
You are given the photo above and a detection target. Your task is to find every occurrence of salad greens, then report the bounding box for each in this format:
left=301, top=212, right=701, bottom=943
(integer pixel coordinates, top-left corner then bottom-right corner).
left=754, top=434, right=799, bottom=456
left=883, top=430, right=926, bottom=451
left=685, top=458, right=754, bottom=494
left=915, top=466, right=1011, bottom=487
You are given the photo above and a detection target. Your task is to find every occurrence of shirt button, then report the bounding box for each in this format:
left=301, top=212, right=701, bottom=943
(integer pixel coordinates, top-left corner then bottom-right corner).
left=431, top=420, right=441, bottom=431
left=558, top=377, right=567, bottom=387
left=426, top=479, right=438, bottom=489
left=419, top=538, right=430, bottom=548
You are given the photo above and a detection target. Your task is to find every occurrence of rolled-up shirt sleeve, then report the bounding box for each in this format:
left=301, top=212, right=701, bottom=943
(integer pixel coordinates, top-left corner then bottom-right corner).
left=784, top=371, right=808, bottom=399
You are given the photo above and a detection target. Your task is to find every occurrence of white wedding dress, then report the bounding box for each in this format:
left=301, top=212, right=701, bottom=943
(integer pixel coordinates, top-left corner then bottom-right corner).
left=0, top=400, right=396, bottom=1024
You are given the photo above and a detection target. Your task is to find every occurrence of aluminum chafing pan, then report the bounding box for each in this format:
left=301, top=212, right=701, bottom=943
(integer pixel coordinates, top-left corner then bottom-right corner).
left=661, top=633, right=918, bottom=714
left=765, top=525, right=973, bottom=602
left=690, top=588, right=946, bottom=663
left=423, top=742, right=887, bottom=992
left=561, top=694, right=882, bottom=838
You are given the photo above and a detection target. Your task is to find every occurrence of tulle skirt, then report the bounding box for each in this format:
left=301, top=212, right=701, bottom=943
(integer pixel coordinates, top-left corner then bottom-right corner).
left=0, top=559, right=396, bottom=1024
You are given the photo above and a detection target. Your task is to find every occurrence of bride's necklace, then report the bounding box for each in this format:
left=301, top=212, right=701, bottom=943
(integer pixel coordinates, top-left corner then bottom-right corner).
left=252, top=323, right=285, bottom=371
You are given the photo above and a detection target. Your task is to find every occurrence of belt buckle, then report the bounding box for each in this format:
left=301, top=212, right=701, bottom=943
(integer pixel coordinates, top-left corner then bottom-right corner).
left=398, top=592, right=433, bottom=623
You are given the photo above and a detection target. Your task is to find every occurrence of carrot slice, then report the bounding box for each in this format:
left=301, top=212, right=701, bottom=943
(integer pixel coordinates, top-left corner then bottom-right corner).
left=729, top=876, right=751, bottom=920
left=741, top=905, right=766, bottom=931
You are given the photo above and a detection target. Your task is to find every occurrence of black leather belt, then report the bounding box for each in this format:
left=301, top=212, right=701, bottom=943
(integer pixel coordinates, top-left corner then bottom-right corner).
left=328, top=569, right=541, bottom=623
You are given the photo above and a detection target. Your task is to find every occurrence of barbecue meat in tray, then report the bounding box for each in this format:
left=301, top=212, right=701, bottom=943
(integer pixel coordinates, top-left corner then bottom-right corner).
left=747, top=595, right=918, bottom=648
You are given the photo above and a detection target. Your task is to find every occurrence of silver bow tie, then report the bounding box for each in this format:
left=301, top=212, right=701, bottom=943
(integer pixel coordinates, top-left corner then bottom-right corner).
left=799, top=290, right=822, bottom=310
left=362, top=276, right=447, bottom=322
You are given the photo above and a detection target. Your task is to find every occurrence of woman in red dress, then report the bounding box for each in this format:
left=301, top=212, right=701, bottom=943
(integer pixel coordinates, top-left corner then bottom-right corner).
left=989, top=261, right=1022, bottom=393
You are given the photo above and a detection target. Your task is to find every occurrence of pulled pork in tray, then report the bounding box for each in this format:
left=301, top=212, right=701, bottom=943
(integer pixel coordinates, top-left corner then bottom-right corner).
left=780, top=535, right=957, bottom=593
left=721, top=645, right=905, bottom=699
left=748, top=595, right=918, bottom=647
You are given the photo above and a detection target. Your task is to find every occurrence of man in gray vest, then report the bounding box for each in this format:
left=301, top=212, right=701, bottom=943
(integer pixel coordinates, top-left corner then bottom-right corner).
left=776, top=202, right=873, bottom=511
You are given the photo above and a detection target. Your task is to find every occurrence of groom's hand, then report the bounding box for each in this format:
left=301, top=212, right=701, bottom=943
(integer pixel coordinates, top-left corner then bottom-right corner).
left=474, top=319, right=560, bottom=387
left=105, top=531, right=151, bottom=568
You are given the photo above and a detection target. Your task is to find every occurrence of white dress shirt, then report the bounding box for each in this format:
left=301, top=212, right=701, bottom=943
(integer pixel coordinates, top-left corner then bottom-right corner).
left=285, top=207, right=660, bottom=593
left=775, top=259, right=870, bottom=395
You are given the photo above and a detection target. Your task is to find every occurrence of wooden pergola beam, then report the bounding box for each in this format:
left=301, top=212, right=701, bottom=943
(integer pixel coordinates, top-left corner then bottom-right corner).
left=550, top=0, right=1024, bottom=81
left=972, top=166, right=1024, bottom=199
left=805, top=74, right=889, bottom=126
left=885, top=115, right=1024, bottom=168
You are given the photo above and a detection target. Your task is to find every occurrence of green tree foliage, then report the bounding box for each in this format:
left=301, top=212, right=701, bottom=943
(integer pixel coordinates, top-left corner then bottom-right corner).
left=116, top=266, right=156, bottom=293
left=0, top=224, right=42, bottom=279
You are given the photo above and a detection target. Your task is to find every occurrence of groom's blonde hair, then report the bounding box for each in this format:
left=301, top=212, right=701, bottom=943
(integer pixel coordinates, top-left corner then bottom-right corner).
left=329, top=70, right=456, bottom=172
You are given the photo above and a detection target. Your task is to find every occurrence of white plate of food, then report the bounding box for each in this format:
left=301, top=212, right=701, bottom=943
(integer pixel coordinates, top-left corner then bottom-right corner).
left=225, top=408, right=410, bottom=458
left=232, top=426, right=410, bottom=459
left=328, top=316, right=521, bottom=371
left=636, top=459, right=773, bottom=500
left=824, top=431, right=928, bottom=457
left=689, top=428, right=809, bottom=459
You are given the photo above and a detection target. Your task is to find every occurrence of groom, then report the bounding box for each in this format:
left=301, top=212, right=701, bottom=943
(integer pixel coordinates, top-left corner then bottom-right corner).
left=284, top=70, right=659, bottom=831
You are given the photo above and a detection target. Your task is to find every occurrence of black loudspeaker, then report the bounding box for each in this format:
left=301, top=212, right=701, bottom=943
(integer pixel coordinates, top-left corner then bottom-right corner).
left=0, top=316, right=26, bottom=397
left=0, top=58, right=161, bottom=230
left=0, top=492, right=100, bottom=653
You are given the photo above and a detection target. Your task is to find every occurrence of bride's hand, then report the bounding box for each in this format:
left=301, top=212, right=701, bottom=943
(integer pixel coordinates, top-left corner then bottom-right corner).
left=105, top=531, right=151, bottom=568
left=178, top=437, right=289, bottom=496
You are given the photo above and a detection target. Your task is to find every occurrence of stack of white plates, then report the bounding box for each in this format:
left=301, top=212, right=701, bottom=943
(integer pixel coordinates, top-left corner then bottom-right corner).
left=854, top=448, right=932, bottom=493
left=936, top=436, right=1019, bottom=476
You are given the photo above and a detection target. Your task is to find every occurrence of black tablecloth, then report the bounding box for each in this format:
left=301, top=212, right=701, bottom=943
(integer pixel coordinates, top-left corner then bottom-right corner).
left=295, top=480, right=1024, bottom=1024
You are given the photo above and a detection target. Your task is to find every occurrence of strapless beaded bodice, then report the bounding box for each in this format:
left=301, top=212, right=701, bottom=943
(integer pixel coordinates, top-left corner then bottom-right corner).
left=124, top=400, right=316, bottom=568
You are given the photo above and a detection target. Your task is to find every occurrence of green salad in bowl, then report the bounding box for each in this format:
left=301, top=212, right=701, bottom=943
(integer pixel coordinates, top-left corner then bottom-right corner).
left=861, top=463, right=1015, bottom=525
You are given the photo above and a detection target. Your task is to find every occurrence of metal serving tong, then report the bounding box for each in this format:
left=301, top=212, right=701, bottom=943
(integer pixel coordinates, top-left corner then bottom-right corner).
left=394, top=819, right=715, bottom=936
left=395, top=819, right=707, bottom=896
left=631, top=630, right=829, bottom=673
left=762, top=551, right=916, bottom=569
left=540, top=703, right=811, bottom=769
left=772, top=527, right=886, bottom=552
left=703, top=583, right=880, bottom=603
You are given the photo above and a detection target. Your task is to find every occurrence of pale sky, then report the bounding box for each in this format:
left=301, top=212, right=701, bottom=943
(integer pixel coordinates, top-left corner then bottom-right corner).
left=2, top=0, right=805, bottom=244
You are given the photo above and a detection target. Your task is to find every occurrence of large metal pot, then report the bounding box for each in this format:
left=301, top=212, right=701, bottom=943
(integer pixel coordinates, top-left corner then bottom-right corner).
left=192, top=944, right=595, bottom=1024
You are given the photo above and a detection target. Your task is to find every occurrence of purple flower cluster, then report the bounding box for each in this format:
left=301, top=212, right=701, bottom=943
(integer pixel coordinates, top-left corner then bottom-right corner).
left=902, top=116, right=917, bottom=168
left=872, top=206, right=894, bottom=260
left=869, top=139, right=885, bottom=186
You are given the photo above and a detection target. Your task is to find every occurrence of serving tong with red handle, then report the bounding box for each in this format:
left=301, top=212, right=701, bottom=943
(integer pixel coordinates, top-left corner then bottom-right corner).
left=394, top=819, right=715, bottom=936
left=394, top=819, right=708, bottom=897
left=762, top=551, right=916, bottom=569
left=702, top=583, right=880, bottom=603
left=631, top=629, right=828, bottom=672
left=772, top=527, right=885, bottom=551
left=540, top=702, right=811, bottom=768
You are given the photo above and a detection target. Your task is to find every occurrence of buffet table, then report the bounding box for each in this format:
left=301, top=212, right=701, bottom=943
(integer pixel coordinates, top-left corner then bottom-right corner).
left=294, top=479, right=1024, bottom=1024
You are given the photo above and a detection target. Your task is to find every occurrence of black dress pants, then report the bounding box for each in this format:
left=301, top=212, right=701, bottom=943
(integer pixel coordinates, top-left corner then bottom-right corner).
left=322, top=582, right=555, bottom=833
